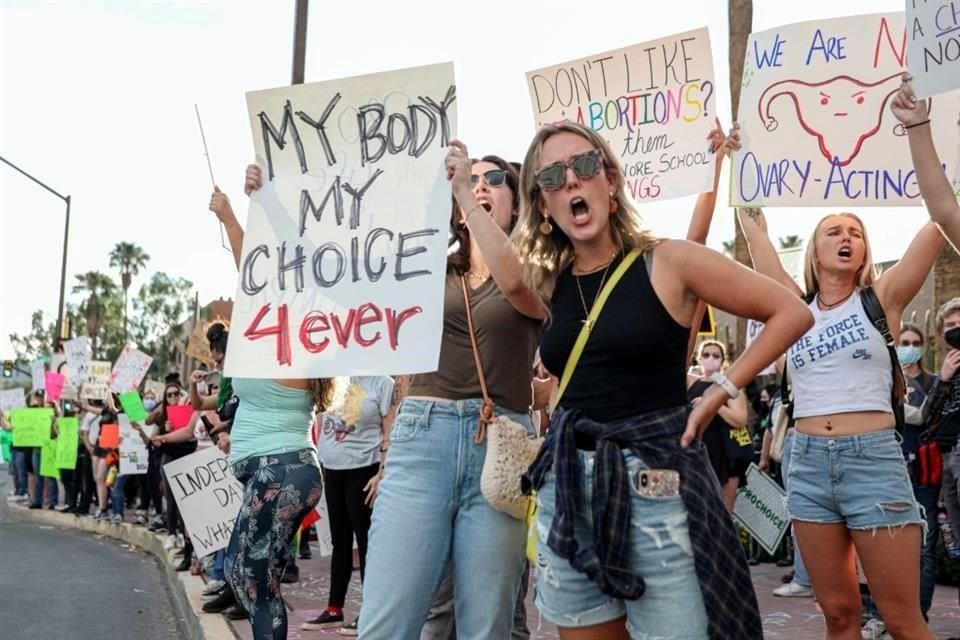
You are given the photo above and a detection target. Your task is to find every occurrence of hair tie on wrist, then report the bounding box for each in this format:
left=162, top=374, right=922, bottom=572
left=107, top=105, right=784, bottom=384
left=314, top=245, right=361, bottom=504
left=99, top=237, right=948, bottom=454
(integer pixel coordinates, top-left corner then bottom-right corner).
left=905, top=119, right=931, bottom=130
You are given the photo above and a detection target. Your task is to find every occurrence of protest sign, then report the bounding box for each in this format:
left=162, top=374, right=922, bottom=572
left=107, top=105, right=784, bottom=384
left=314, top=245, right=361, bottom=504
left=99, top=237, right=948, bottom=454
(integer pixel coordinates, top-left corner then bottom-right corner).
left=526, top=27, right=717, bottom=202
left=50, top=354, right=77, bottom=400
left=83, top=361, right=112, bottom=400
left=11, top=408, right=53, bottom=447
left=907, top=0, right=960, bottom=97
left=98, top=423, right=119, bottom=448
left=312, top=496, right=336, bottom=557
left=44, top=372, right=66, bottom=402
left=118, top=415, right=148, bottom=476
left=0, top=430, right=11, bottom=463
left=746, top=320, right=777, bottom=376
left=40, top=438, right=59, bottom=478
left=167, top=405, right=193, bottom=430
left=143, top=380, right=165, bottom=400
left=734, top=463, right=790, bottom=555
left=186, top=323, right=216, bottom=367
left=732, top=13, right=960, bottom=207
left=163, top=447, right=244, bottom=557
left=226, top=62, right=456, bottom=379
left=56, top=417, right=79, bottom=470
left=64, top=337, right=92, bottom=384
left=0, top=388, right=26, bottom=413
left=111, top=345, right=152, bottom=393
left=118, top=391, right=149, bottom=423
left=31, top=360, right=45, bottom=392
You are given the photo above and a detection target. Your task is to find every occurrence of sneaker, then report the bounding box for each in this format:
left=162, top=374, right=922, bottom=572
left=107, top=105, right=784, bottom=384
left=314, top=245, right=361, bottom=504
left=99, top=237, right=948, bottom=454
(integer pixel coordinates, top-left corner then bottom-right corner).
left=202, top=588, right=236, bottom=613
left=340, top=618, right=358, bottom=636
left=174, top=553, right=192, bottom=572
left=202, top=579, right=226, bottom=597
left=861, top=618, right=888, bottom=639
left=302, top=609, right=344, bottom=630
left=110, top=514, right=123, bottom=523
left=176, top=533, right=185, bottom=548
left=225, top=604, right=248, bottom=621
left=281, top=563, right=299, bottom=584
left=164, top=535, right=177, bottom=550
left=28, top=503, right=42, bottom=510
left=773, top=581, right=814, bottom=598
left=89, top=510, right=106, bottom=520
left=134, top=514, right=148, bottom=526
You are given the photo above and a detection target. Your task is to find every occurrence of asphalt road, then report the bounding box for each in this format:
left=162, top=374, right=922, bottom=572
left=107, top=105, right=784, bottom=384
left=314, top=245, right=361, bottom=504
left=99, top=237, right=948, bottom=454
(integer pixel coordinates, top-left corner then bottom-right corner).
left=0, top=465, right=185, bottom=640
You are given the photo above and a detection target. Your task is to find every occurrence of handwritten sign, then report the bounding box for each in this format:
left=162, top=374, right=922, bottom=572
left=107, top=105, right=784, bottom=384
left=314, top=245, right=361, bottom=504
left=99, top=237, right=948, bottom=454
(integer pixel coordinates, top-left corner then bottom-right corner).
left=0, top=389, right=26, bottom=414
left=118, top=391, right=149, bottom=423
left=732, top=13, right=960, bottom=207
left=111, top=345, right=152, bottom=393
left=185, top=324, right=216, bottom=367
left=143, top=380, right=165, bottom=400
left=907, top=0, right=960, bottom=97
left=64, top=337, right=92, bottom=385
left=40, top=438, right=59, bottom=478
left=118, top=415, right=148, bottom=476
left=83, top=360, right=112, bottom=400
left=527, top=27, right=717, bottom=202
left=11, top=407, right=53, bottom=447
left=44, top=372, right=66, bottom=402
left=734, top=463, right=790, bottom=555
left=31, top=360, right=46, bottom=392
left=163, top=447, right=244, bottom=557
left=56, top=417, right=79, bottom=470
left=226, top=62, right=456, bottom=379
left=50, top=354, right=77, bottom=401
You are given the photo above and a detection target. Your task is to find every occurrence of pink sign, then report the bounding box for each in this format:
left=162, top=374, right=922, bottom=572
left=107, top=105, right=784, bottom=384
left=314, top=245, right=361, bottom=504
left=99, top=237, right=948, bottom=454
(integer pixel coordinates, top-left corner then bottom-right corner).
left=167, top=405, right=194, bottom=431
left=44, top=372, right=66, bottom=402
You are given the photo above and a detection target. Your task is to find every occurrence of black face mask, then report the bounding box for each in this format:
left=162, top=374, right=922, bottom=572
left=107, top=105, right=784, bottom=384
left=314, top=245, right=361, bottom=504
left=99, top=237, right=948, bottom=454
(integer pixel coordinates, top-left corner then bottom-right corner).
left=946, top=328, right=960, bottom=350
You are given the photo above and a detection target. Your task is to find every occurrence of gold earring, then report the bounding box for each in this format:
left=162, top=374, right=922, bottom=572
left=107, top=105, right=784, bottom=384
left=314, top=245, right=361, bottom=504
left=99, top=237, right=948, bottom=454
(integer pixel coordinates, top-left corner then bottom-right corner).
left=539, top=216, right=553, bottom=235
left=609, top=193, right=618, bottom=214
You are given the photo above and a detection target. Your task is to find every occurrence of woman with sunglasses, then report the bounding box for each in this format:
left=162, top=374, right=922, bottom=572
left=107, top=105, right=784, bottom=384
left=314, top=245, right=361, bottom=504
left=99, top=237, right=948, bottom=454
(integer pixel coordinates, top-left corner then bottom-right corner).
left=507, top=122, right=812, bottom=639
left=355, top=147, right=545, bottom=640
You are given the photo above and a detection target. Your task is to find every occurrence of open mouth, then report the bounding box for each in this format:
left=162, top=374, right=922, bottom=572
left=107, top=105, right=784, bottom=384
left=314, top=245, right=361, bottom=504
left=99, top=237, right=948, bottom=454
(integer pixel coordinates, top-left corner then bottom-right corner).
left=838, top=247, right=852, bottom=258
left=475, top=198, right=493, bottom=213
left=570, top=196, right=589, bottom=222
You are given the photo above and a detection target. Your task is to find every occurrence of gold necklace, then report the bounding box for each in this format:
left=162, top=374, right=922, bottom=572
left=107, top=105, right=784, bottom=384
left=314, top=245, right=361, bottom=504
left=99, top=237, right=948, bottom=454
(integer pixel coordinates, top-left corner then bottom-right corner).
left=575, top=260, right=614, bottom=334
left=466, top=270, right=489, bottom=282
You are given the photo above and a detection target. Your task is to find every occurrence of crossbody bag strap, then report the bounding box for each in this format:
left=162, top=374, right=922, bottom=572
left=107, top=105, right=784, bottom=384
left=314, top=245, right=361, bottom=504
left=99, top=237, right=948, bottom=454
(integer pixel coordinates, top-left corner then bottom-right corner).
left=859, top=286, right=906, bottom=430
left=551, top=249, right=641, bottom=413
left=460, top=276, right=495, bottom=444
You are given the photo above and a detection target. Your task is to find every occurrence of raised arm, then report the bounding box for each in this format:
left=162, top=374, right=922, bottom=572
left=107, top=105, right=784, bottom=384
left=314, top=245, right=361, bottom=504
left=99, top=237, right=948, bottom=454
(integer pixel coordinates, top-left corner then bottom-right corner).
left=874, top=222, right=945, bottom=318
left=736, top=207, right=804, bottom=297
left=446, top=141, right=546, bottom=320
left=686, top=119, right=729, bottom=244
left=189, top=370, right=218, bottom=411
left=209, top=185, right=245, bottom=270
left=891, top=75, right=960, bottom=248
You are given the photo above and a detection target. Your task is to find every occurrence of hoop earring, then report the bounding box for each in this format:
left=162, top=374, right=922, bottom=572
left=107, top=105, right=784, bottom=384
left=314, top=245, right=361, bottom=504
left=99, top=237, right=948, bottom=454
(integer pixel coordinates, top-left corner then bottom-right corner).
left=538, top=216, right=553, bottom=235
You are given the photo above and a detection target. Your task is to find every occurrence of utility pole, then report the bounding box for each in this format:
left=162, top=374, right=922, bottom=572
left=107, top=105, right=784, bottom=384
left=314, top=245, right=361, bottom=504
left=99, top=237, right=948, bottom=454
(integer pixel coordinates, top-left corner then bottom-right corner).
left=292, top=0, right=309, bottom=85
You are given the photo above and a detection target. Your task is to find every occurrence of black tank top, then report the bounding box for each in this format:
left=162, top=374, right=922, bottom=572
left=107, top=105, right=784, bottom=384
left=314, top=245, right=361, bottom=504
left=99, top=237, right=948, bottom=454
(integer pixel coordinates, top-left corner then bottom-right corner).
left=540, top=250, right=689, bottom=422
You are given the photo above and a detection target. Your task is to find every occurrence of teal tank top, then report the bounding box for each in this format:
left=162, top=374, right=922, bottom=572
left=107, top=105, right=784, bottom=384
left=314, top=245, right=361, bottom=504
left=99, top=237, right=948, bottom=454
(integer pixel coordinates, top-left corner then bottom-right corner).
left=229, top=378, right=314, bottom=464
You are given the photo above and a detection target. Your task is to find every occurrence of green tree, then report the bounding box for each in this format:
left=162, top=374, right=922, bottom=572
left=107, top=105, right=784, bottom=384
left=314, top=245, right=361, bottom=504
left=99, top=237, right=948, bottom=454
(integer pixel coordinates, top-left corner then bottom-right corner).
left=109, top=242, right=150, bottom=343
left=72, top=271, right=123, bottom=359
left=778, top=235, right=803, bottom=250
left=129, top=272, right=194, bottom=377
left=721, top=240, right=735, bottom=256
left=8, top=305, right=85, bottom=362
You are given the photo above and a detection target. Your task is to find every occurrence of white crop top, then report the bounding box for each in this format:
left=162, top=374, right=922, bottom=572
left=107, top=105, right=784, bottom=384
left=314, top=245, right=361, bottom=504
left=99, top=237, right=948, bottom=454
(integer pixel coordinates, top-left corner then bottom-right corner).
left=787, top=291, right=892, bottom=419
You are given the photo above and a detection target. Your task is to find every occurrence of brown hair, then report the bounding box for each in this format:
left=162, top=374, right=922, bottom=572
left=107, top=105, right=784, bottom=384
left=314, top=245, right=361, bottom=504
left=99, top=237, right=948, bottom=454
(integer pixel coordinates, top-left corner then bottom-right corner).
left=309, top=378, right=336, bottom=414
left=698, top=339, right=729, bottom=369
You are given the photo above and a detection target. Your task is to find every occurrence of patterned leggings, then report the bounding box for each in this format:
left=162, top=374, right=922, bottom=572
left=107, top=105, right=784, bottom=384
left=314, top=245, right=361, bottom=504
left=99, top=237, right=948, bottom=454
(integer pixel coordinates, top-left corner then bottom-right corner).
left=227, top=449, right=323, bottom=640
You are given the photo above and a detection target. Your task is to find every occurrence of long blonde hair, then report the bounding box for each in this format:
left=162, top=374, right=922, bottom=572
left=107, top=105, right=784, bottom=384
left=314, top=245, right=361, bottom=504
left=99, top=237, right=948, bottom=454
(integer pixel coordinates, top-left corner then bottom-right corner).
left=512, top=122, right=659, bottom=307
left=802, top=212, right=877, bottom=297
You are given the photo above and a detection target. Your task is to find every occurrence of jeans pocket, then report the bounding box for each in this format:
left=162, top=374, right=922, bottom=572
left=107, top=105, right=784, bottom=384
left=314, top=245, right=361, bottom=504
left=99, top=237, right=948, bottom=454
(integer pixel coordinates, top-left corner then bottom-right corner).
left=862, top=439, right=905, bottom=463
left=389, top=413, right=424, bottom=443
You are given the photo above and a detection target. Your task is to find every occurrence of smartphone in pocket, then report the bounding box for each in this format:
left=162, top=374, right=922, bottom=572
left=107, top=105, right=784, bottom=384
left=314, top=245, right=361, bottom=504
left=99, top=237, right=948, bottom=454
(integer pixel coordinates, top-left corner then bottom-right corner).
left=632, top=469, right=681, bottom=498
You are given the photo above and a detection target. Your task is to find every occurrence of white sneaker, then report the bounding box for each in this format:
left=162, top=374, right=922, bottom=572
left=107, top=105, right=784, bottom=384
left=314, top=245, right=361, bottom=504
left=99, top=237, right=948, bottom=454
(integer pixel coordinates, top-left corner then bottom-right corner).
left=164, top=535, right=177, bottom=550
left=176, top=533, right=185, bottom=548
left=202, top=579, right=226, bottom=597
left=861, top=618, right=888, bottom=639
left=772, top=581, right=814, bottom=597
left=110, top=514, right=123, bottom=523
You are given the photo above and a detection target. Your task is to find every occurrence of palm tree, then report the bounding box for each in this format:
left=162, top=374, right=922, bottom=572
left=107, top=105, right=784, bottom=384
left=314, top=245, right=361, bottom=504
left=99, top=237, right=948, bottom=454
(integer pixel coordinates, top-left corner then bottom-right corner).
left=72, top=271, right=118, bottom=358
left=721, top=240, right=735, bottom=257
left=729, top=0, right=754, bottom=356
left=109, top=242, right=150, bottom=344
left=778, top=235, right=803, bottom=250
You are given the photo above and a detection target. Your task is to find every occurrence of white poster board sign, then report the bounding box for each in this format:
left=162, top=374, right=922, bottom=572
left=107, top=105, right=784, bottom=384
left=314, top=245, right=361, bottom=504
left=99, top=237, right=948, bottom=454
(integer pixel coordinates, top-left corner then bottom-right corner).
left=907, top=0, right=960, bottom=98
left=732, top=12, right=960, bottom=207
left=733, top=463, right=790, bottom=555
left=83, top=361, right=112, bottom=400
left=312, top=495, right=336, bottom=557
left=64, top=337, right=92, bottom=385
left=0, top=389, right=26, bottom=414
left=118, top=415, right=149, bottom=476
left=31, top=360, right=46, bottom=392
left=163, top=447, right=243, bottom=557
left=526, top=27, right=717, bottom=203
left=111, top=345, right=153, bottom=393
left=226, top=62, right=457, bottom=379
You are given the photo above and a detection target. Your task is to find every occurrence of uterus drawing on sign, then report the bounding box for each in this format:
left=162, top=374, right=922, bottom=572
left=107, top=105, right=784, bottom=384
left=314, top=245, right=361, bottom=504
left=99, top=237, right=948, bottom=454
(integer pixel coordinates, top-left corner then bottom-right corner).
left=756, top=73, right=929, bottom=167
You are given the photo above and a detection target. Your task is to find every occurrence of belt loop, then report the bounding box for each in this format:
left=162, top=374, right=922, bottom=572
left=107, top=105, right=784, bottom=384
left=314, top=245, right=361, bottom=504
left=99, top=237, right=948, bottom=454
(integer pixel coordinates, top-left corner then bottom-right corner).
left=421, top=399, right=433, bottom=425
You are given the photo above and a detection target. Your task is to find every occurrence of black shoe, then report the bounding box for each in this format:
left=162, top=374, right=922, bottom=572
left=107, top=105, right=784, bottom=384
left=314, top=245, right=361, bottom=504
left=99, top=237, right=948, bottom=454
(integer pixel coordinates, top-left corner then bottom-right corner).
left=59, top=505, right=75, bottom=513
left=28, top=503, right=42, bottom=510
left=46, top=504, right=56, bottom=510
left=301, top=609, right=344, bottom=630
left=174, top=549, right=193, bottom=572
left=340, top=618, right=359, bottom=636
left=281, top=563, right=299, bottom=584
left=299, top=548, right=312, bottom=560
left=776, top=555, right=793, bottom=567
left=202, top=588, right=236, bottom=613
left=225, top=604, right=248, bottom=621
left=747, top=556, right=760, bottom=566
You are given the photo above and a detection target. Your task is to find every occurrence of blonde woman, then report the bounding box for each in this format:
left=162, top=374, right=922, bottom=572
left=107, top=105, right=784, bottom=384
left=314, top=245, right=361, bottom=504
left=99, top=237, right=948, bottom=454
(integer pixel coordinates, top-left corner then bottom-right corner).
left=513, top=121, right=812, bottom=640
left=731, top=126, right=945, bottom=637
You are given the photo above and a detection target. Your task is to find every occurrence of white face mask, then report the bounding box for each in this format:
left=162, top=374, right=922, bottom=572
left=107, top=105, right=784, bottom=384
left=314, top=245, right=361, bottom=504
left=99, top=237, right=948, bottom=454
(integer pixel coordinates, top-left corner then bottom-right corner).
left=700, top=355, right=723, bottom=376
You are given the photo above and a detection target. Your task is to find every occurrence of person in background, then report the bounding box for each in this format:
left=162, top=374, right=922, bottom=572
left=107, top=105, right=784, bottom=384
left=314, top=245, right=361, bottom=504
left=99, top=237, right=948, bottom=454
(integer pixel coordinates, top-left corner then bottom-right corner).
left=135, top=389, right=163, bottom=527
left=57, top=400, right=82, bottom=513
left=29, top=391, right=60, bottom=510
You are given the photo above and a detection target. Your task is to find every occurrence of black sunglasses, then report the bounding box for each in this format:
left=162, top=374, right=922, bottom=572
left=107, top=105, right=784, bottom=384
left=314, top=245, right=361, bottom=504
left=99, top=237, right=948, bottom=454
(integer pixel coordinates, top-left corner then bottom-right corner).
left=470, top=169, right=508, bottom=188
left=535, top=150, right=603, bottom=192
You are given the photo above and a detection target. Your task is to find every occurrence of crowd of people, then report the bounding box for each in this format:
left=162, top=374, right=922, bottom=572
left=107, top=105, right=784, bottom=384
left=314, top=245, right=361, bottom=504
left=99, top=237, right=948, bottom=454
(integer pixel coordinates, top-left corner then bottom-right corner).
left=3, top=74, right=960, bottom=640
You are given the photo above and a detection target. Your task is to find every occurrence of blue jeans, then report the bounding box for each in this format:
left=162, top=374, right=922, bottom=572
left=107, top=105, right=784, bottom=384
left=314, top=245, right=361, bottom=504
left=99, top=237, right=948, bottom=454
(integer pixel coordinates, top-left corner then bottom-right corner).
left=111, top=475, right=128, bottom=517
left=211, top=549, right=225, bottom=582
left=360, top=399, right=531, bottom=640
left=31, top=448, right=59, bottom=507
left=781, top=431, right=811, bottom=587
left=13, top=449, right=28, bottom=496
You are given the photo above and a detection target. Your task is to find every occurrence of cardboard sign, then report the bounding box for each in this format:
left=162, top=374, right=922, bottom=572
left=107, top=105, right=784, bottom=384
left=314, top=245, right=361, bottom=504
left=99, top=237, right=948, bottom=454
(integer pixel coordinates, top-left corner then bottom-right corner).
left=31, top=360, right=46, bottom=392
left=527, top=27, right=717, bottom=202
left=186, top=324, right=216, bottom=367
left=733, top=463, right=790, bottom=555
left=118, top=391, right=149, bottom=423
left=731, top=13, right=960, bottom=207
left=166, top=405, right=193, bottom=431
left=98, top=423, right=119, bottom=448
left=143, top=380, right=166, bottom=401
left=44, top=372, right=66, bottom=402
left=83, top=360, right=112, bottom=400
left=0, top=388, right=26, bottom=414
left=163, top=447, right=244, bottom=557
left=226, top=62, right=457, bottom=379
left=111, top=345, right=153, bottom=393
left=118, top=415, right=149, bottom=476
left=907, top=0, right=960, bottom=98
left=56, top=417, right=79, bottom=470
left=11, top=407, right=53, bottom=447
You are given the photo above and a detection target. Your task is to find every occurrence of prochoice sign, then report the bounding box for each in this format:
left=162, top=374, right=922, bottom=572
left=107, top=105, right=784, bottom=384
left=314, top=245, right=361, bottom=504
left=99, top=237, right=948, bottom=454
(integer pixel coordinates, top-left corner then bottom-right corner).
left=733, top=464, right=790, bottom=556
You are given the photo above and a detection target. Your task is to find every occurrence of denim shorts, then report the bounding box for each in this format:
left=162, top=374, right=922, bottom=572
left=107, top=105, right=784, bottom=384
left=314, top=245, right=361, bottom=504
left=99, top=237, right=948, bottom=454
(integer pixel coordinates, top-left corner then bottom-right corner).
left=533, top=449, right=708, bottom=639
left=787, top=430, right=922, bottom=530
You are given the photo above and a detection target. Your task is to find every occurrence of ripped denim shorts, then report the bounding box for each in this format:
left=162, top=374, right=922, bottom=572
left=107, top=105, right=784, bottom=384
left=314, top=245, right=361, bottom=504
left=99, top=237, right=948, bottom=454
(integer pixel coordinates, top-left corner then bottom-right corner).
left=787, top=430, right=923, bottom=531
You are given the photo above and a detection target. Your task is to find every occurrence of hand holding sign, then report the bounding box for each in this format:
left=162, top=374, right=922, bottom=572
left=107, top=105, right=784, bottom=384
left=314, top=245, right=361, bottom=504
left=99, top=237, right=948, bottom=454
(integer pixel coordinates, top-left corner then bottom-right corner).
left=889, top=74, right=930, bottom=127
left=445, top=140, right=473, bottom=199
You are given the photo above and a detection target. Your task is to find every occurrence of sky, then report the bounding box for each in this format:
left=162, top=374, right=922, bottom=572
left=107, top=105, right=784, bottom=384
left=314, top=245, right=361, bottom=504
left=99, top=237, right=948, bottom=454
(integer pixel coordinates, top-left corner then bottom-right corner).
left=0, top=0, right=935, bottom=360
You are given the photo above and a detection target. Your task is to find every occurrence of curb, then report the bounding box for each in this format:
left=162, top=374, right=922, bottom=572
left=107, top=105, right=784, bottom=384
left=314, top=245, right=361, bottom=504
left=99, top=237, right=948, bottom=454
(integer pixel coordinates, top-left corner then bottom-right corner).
left=1, top=499, right=237, bottom=640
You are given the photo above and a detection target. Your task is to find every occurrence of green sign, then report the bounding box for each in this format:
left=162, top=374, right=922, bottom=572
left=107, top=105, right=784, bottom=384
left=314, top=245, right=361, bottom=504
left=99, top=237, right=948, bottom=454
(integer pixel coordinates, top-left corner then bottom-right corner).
left=56, top=417, right=79, bottom=470
left=733, top=463, right=790, bottom=556
left=0, top=430, right=12, bottom=462
left=11, top=408, right=53, bottom=447
left=118, top=391, right=149, bottom=423
left=40, top=437, right=59, bottom=478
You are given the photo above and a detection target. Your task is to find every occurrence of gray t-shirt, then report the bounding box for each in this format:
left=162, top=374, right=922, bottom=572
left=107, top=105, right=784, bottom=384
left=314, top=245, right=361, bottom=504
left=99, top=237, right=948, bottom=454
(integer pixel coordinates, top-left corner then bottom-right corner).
left=319, top=376, right=394, bottom=470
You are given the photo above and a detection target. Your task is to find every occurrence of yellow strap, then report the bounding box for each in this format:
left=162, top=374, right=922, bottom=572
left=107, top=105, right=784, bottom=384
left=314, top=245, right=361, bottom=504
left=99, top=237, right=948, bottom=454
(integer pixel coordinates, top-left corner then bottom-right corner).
left=550, top=249, right=641, bottom=413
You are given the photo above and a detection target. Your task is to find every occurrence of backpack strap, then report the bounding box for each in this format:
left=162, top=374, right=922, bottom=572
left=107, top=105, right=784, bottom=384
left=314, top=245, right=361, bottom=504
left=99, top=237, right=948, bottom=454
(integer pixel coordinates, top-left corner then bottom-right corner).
left=859, top=286, right=906, bottom=431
